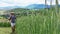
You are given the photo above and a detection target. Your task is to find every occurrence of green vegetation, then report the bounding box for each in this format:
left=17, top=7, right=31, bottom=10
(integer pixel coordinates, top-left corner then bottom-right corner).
left=0, top=27, right=11, bottom=34
left=0, top=8, right=60, bottom=34
left=0, top=23, right=10, bottom=27
left=13, top=8, right=60, bottom=34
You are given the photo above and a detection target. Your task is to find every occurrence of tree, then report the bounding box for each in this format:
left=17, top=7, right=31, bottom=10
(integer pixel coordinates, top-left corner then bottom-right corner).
left=50, top=0, right=52, bottom=10
left=45, top=0, right=49, bottom=12
left=45, top=0, right=47, bottom=9
left=56, top=0, right=59, bottom=13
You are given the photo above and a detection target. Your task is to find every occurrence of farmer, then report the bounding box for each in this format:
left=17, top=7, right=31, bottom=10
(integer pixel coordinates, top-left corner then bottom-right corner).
left=8, top=12, right=16, bottom=33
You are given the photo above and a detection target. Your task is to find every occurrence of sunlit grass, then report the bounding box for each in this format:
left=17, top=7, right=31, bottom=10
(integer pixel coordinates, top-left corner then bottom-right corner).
left=16, top=10, right=60, bottom=34
left=0, top=27, right=11, bottom=34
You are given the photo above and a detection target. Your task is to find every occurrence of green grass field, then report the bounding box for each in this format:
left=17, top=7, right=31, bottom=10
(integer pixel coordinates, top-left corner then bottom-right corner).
left=0, top=27, right=11, bottom=34
left=0, top=9, right=60, bottom=34
left=16, top=11, right=60, bottom=34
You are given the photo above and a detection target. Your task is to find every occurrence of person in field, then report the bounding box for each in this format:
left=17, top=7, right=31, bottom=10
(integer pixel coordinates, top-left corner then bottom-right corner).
left=8, top=12, right=16, bottom=33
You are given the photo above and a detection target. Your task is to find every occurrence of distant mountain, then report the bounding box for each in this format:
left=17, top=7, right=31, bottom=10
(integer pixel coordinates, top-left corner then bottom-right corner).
left=0, top=4, right=60, bottom=10
left=0, top=6, right=21, bottom=10
left=26, top=4, right=50, bottom=9
left=0, top=4, right=51, bottom=10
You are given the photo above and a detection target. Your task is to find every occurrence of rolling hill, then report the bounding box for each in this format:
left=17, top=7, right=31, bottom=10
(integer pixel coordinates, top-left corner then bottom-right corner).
left=0, top=4, right=60, bottom=10
left=26, top=4, right=50, bottom=9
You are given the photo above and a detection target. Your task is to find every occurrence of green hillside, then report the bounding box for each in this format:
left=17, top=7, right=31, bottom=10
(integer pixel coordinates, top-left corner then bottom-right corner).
left=0, top=7, right=60, bottom=34
left=7, top=8, right=60, bottom=34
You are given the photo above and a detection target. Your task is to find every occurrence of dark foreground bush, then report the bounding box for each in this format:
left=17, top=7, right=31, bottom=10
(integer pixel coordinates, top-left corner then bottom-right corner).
left=0, top=23, right=10, bottom=27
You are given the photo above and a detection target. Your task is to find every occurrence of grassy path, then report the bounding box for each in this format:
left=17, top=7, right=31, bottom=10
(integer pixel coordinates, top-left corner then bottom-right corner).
left=0, top=27, right=11, bottom=34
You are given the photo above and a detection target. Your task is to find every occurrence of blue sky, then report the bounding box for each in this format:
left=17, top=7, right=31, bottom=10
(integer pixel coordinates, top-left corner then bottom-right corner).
left=0, top=0, right=60, bottom=7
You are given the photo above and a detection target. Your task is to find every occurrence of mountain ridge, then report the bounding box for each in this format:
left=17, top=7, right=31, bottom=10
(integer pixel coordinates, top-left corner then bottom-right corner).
left=26, top=4, right=50, bottom=9
left=0, top=4, right=60, bottom=10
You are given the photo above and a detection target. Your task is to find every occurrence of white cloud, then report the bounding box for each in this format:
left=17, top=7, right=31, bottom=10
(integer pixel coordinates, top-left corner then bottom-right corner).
left=0, top=0, right=60, bottom=7
left=0, top=0, right=45, bottom=7
left=0, top=2, right=16, bottom=7
left=47, top=0, right=56, bottom=5
left=58, top=0, right=60, bottom=4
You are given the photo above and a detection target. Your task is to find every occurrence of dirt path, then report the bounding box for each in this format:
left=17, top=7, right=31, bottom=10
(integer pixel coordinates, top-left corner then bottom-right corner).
left=0, top=27, right=11, bottom=34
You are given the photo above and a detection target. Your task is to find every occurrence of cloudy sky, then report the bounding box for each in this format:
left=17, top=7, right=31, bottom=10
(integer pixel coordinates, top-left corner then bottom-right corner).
left=0, top=0, right=60, bottom=7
